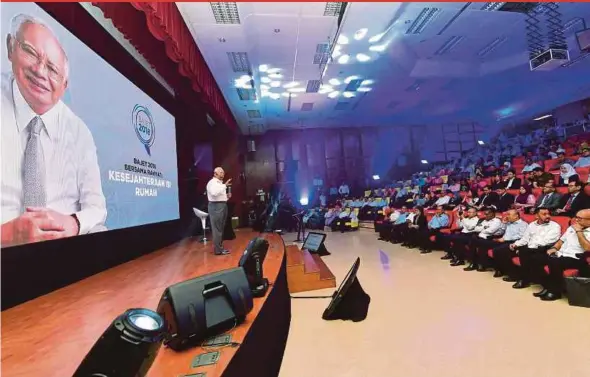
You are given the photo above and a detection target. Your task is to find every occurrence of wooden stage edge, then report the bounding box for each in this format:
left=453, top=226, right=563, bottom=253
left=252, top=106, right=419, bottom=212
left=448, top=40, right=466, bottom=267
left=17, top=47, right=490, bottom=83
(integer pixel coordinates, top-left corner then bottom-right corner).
left=1, top=229, right=291, bottom=377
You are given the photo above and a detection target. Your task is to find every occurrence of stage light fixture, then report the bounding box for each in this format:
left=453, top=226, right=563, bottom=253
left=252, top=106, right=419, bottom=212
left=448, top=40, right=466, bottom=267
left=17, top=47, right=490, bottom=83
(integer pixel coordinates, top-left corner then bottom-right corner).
left=300, top=197, right=309, bottom=206
left=73, top=308, right=165, bottom=377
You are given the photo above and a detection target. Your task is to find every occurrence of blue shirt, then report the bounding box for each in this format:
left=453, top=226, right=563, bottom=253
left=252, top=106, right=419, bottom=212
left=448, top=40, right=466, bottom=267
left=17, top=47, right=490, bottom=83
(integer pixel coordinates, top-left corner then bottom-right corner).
left=574, top=156, right=590, bottom=168
left=503, top=219, right=528, bottom=241
left=429, top=214, right=449, bottom=229
left=394, top=213, right=408, bottom=225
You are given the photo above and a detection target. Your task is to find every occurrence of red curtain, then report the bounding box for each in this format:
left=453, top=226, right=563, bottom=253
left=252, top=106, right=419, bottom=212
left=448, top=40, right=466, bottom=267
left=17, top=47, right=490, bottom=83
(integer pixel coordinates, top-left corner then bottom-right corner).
left=93, top=2, right=237, bottom=130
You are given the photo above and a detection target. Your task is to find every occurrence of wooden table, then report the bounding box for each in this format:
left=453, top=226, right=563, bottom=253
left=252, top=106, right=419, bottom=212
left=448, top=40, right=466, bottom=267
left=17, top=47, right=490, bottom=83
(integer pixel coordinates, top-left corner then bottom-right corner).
left=1, top=230, right=291, bottom=377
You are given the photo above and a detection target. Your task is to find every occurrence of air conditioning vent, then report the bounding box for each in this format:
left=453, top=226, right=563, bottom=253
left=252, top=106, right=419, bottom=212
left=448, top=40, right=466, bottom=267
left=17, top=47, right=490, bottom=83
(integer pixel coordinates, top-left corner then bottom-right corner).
left=237, top=88, right=257, bottom=101
left=210, top=2, right=241, bottom=24
left=478, top=36, right=507, bottom=58
left=334, top=102, right=350, bottom=111
left=434, top=36, right=465, bottom=56
left=227, top=52, right=251, bottom=72
left=301, top=103, right=314, bottom=111
left=406, top=7, right=441, bottom=35
left=324, top=2, right=344, bottom=17
left=313, top=53, right=330, bottom=65
left=247, top=110, right=261, bottom=118
left=306, top=80, right=321, bottom=93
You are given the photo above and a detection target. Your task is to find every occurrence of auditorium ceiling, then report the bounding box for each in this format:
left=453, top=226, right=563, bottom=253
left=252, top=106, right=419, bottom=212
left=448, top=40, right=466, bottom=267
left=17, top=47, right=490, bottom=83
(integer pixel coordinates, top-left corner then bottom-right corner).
left=177, top=2, right=590, bottom=133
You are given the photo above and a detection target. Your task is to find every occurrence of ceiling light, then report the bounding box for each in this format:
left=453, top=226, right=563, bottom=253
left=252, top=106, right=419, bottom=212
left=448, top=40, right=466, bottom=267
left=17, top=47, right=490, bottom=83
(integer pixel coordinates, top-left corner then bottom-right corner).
left=361, top=80, right=374, bottom=86
left=354, top=28, right=368, bottom=40
left=421, top=160, right=428, bottom=164
left=478, top=140, right=485, bottom=145
left=238, top=74, right=252, bottom=82
left=332, top=49, right=342, bottom=58
left=372, top=175, right=380, bottom=180
left=283, top=81, right=299, bottom=88
left=357, top=87, right=372, bottom=92
left=369, top=32, right=385, bottom=43
left=343, top=92, right=355, bottom=98
left=267, top=68, right=281, bottom=74
left=344, top=75, right=360, bottom=84
left=259, top=64, right=269, bottom=72
left=338, top=54, right=350, bottom=64
left=318, top=85, right=333, bottom=94
left=260, top=91, right=270, bottom=97
left=268, top=73, right=283, bottom=79
left=241, top=83, right=252, bottom=89
left=270, top=81, right=281, bottom=88
left=260, top=84, right=270, bottom=90
left=328, top=91, right=340, bottom=98
left=269, top=93, right=280, bottom=100
left=288, top=87, right=305, bottom=93
left=337, top=35, right=349, bottom=45
left=261, top=77, right=271, bottom=83
left=369, top=44, right=387, bottom=52
left=281, top=92, right=291, bottom=97
left=534, top=114, right=552, bottom=121
left=356, top=53, right=371, bottom=62
left=329, top=78, right=341, bottom=86
left=211, top=2, right=241, bottom=25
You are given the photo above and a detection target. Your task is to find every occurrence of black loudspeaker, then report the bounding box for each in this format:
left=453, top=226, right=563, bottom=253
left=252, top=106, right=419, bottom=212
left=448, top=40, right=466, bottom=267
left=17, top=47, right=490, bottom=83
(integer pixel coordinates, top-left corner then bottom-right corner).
left=157, top=267, right=254, bottom=351
left=322, top=258, right=370, bottom=322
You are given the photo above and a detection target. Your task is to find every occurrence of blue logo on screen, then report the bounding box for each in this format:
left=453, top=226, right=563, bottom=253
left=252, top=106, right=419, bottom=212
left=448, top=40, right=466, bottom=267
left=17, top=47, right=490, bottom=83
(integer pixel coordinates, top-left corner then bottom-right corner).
left=132, top=105, right=155, bottom=156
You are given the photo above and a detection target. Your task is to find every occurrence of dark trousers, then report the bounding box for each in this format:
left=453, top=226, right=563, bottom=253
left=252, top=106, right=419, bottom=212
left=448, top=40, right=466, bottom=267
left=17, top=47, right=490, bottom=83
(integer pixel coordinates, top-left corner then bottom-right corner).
left=418, top=229, right=443, bottom=251
left=405, top=228, right=422, bottom=247
left=473, top=239, right=511, bottom=267
left=378, top=222, right=393, bottom=240
left=331, top=217, right=350, bottom=232
left=208, top=201, right=228, bottom=254
left=493, top=244, right=518, bottom=276
left=446, top=233, right=478, bottom=260
left=440, top=233, right=472, bottom=256
left=391, top=223, right=409, bottom=243
left=544, top=256, right=586, bottom=294
left=516, top=246, right=552, bottom=283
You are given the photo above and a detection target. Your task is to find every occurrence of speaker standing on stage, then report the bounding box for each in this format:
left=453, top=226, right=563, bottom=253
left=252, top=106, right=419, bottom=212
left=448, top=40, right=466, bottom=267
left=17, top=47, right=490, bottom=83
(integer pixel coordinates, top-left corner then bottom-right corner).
left=207, top=167, right=232, bottom=255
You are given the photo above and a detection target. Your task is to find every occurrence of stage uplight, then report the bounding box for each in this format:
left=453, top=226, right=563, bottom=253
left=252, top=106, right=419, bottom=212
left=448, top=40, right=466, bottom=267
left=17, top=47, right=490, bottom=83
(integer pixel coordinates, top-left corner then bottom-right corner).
left=300, top=197, right=309, bottom=206
left=73, top=308, right=165, bottom=377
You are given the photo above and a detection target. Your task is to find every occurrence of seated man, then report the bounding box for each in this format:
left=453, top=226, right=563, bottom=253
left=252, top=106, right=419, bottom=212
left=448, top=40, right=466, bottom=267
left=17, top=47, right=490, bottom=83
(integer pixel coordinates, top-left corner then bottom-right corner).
left=403, top=207, right=427, bottom=248
left=534, top=209, right=590, bottom=301
left=452, top=208, right=505, bottom=268
left=440, top=207, right=480, bottom=261
left=377, top=207, right=399, bottom=240
left=494, top=186, right=515, bottom=213
left=531, top=182, right=563, bottom=214
left=388, top=206, right=411, bottom=243
left=471, top=185, right=499, bottom=210
left=503, top=169, right=522, bottom=190
left=531, top=167, right=555, bottom=189
left=417, top=206, right=449, bottom=254
left=331, top=207, right=352, bottom=232
left=554, top=180, right=590, bottom=218
left=498, top=208, right=561, bottom=288
left=548, top=152, right=574, bottom=171
left=522, top=158, right=541, bottom=173
left=324, top=207, right=339, bottom=228
left=471, top=209, right=528, bottom=274
left=573, top=147, right=590, bottom=168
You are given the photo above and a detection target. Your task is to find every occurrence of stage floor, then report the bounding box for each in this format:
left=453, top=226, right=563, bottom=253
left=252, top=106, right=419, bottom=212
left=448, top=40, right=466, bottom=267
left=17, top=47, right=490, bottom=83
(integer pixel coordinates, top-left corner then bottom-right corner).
left=279, top=231, right=590, bottom=377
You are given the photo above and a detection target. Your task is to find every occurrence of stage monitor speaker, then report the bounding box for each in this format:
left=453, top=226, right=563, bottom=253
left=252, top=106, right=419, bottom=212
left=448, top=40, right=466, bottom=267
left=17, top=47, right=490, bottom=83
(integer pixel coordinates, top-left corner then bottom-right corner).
left=157, top=267, right=253, bottom=351
left=302, top=232, right=330, bottom=256
left=322, top=257, right=370, bottom=322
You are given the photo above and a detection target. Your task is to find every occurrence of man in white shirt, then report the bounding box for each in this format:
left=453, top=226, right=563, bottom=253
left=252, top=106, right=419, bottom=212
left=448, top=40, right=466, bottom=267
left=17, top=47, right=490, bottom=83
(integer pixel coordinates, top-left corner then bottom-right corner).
left=440, top=207, right=480, bottom=262
left=338, top=182, right=350, bottom=197
left=534, top=209, right=590, bottom=301
left=471, top=209, right=528, bottom=273
left=1, top=14, right=106, bottom=247
left=206, top=167, right=232, bottom=255
left=453, top=209, right=505, bottom=269
left=501, top=208, right=562, bottom=288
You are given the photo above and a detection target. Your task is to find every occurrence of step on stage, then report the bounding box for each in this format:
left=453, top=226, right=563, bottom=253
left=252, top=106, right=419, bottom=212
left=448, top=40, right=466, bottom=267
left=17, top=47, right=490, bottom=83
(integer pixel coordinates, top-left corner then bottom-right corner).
left=1, top=230, right=291, bottom=377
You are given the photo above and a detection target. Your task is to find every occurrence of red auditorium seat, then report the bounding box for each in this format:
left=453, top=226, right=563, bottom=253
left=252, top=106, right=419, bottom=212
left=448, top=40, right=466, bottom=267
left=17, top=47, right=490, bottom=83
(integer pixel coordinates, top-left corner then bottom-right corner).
left=556, top=187, right=569, bottom=195
left=507, top=189, right=519, bottom=196
left=553, top=216, right=571, bottom=233
left=532, top=188, right=542, bottom=197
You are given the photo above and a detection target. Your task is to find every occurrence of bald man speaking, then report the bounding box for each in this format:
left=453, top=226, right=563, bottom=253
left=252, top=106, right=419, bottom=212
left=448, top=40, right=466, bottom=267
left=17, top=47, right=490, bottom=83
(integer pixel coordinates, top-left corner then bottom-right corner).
left=206, top=167, right=232, bottom=255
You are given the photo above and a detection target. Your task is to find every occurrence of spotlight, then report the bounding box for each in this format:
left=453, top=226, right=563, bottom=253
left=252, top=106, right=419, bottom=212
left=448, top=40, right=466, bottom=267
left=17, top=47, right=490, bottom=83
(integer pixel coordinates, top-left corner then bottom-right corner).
left=300, top=197, right=309, bottom=206
left=73, top=308, right=165, bottom=377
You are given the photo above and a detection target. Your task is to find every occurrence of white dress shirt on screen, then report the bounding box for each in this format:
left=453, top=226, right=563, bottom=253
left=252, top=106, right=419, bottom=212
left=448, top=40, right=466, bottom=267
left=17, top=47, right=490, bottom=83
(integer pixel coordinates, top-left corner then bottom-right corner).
left=206, top=178, right=228, bottom=202
left=1, top=73, right=106, bottom=234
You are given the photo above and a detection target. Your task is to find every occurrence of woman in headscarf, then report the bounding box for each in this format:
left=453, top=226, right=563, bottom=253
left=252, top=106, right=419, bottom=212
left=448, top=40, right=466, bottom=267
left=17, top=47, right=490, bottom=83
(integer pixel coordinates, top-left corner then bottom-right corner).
left=513, top=186, right=536, bottom=211
left=558, top=163, right=579, bottom=187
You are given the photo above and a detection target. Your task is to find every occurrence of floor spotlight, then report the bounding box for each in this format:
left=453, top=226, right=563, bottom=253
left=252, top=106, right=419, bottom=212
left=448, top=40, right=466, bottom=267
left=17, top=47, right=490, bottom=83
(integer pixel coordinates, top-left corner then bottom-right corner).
left=73, top=308, right=165, bottom=377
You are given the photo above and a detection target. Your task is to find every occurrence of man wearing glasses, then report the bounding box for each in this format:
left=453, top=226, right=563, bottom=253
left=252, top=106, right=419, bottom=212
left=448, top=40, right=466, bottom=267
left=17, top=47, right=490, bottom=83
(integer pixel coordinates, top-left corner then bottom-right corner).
left=1, top=14, right=106, bottom=247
